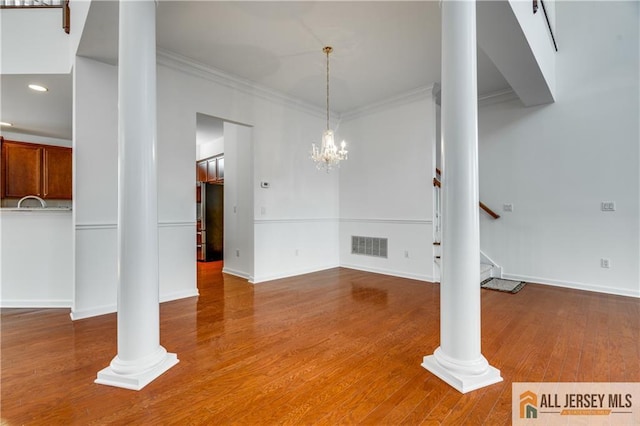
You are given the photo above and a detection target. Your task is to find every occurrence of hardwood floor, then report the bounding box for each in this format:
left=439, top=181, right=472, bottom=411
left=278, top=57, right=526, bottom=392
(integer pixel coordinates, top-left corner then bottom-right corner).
left=2, top=263, right=639, bottom=425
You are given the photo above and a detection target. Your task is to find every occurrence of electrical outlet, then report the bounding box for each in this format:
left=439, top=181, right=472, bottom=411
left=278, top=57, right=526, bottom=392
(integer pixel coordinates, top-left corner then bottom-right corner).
left=503, top=203, right=514, bottom=212
left=600, top=258, right=610, bottom=268
left=404, top=250, right=409, bottom=258
left=236, top=249, right=240, bottom=257
left=260, top=207, right=266, bottom=215
left=601, top=201, right=616, bottom=212
left=295, top=249, right=299, bottom=256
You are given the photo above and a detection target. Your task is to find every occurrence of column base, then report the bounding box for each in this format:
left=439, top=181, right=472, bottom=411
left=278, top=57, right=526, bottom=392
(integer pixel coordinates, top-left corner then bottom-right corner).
left=95, top=352, right=179, bottom=391
left=422, top=350, right=502, bottom=393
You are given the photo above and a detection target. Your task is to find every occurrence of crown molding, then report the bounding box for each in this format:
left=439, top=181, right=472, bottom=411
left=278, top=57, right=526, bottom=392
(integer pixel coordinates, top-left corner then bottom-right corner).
left=341, top=85, right=435, bottom=121
left=478, top=88, right=519, bottom=107
left=254, top=217, right=338, bottom=225
left=340, top=218, right=433, bottom=225
left=156, top=48, right=332, bottom=121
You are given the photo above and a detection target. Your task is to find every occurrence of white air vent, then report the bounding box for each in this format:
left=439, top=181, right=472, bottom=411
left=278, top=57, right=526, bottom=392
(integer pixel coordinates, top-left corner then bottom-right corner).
left=351, top=236, right=388, bottom=258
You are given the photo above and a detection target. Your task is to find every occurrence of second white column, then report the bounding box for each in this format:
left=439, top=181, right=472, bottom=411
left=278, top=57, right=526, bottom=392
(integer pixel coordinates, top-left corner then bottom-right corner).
left=422, top=0, right=502, bottom=393
left=95, top=0, right=178, bottom=391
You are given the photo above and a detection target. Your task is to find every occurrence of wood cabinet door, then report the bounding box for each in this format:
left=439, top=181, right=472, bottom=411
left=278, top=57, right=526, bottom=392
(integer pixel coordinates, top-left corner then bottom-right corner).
left=197, top=160, right=207, bottom=182
left=206, top=158, right=217, bottom=182
left=2, top=141, right=43, bottom=198
left=217, top=157, right=224, bottom=182
left=43, top=146, right=72, bottom=199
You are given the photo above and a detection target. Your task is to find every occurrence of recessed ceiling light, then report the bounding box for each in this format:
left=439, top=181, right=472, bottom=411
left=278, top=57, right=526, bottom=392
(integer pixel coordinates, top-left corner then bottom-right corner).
left=28, top=84, right=48, bottom=92
left=0, top=121, right=13, bottom=127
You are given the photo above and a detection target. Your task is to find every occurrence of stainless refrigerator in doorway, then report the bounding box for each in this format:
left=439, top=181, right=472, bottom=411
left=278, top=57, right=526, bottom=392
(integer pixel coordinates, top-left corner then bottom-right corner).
left=197, top=182, right=224, bottom=261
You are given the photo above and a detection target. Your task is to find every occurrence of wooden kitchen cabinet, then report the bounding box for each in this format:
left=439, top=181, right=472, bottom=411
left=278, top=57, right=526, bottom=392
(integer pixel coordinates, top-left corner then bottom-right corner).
left=1, top=138, right=72, bottom=200
left=196, top=154, right=224, bottom=183
left=206, top=157, right=218, bottom=182
left=43, top=145, right=72, bottom=199
left=217, top=157, right=224, bottom=181
left=1, top=140, right=43, bottom=198
left=197, top=160, right=207, bottom=182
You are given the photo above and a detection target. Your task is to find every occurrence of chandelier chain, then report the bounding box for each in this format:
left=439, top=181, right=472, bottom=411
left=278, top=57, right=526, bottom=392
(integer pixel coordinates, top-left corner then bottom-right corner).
left=325, top=47, right=330, bottom=130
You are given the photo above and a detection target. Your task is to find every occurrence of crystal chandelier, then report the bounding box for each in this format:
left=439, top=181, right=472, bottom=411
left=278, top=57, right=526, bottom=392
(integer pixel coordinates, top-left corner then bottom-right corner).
left=311, top=46, right=348, bottom=171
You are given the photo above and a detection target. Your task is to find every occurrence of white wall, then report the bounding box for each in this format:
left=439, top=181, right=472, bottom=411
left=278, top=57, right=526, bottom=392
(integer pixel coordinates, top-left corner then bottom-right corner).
left=477, top=0, right=556, bottom=106
left=0, top=8, right=72, bottom=74
left=339, top=91, right=436, bottom=282
left=197, top=138, right=224, bottom=160
left=0, top=211, right=73, bottom=307
left=478, top=1, right=639, bottom=297
left=73, top=56, right=119, bottom=319
left=0, top=131, right=71, bottom=148
left=222, top=122, right=254, bottom=280
left=72, top=50, right=340, bottom=317
left=196, top=113, right=224, bottom=160
left=157, top=52, right=339, bottom=284
left=509, top=0, right=557, bottom=96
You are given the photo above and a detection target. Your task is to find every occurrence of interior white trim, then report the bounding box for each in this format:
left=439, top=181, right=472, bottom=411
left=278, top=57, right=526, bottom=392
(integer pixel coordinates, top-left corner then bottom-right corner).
left=156, top=49, right=446, bottom=123
left=75, top=223, right=117, bottom=230
left=477, top=88, right=518, bottom=107
left=340, top=264, right=434, bottom=283
left=157, top=48, right=331, bottom=120
left=0, top=299, right=72, bottom=308
left=254, top=218, right=338, bottom=225
left=70, top=303, right=116, bottom=321
left=341, top=85, right=435, bottom=121
left=158, top=221, right=196, bottom=228
left=251, top=264, right=339, bottom=284
left=222, top=267, right=251, bottom=280
left=159, top=289, right=199, bottom=303
left=502, top=273, right=640, bottom=299
left=70, top=289, right=201, bottom=321
left=76, top=222, right=195, bottom=230
left=340, top=218, right=433, bottom=225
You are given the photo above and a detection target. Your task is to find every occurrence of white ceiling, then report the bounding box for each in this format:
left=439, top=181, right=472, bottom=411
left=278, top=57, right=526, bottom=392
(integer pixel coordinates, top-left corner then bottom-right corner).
left=2, top=1, right=511, bottom=141
left=1, top=73, right=72, bottom=140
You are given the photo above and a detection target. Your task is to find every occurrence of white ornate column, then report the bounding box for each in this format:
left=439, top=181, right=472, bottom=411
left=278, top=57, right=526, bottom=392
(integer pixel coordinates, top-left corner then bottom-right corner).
left=95, top=0, right=178, bottom=391
left=422, top=0, right=502, bottom=393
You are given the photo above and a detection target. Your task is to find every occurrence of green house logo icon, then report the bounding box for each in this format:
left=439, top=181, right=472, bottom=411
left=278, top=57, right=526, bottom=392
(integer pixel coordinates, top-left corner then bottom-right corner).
left=520, top=390, right=538, bottom=419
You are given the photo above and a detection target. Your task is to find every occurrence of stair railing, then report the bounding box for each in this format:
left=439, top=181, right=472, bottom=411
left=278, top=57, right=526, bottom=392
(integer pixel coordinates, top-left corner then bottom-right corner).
left=533, top=0, right=558, bottom=52
left=433, top=168, right=501, bottom=220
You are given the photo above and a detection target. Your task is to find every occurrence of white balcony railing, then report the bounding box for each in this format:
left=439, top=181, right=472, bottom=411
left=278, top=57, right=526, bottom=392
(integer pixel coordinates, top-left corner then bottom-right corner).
left=0, top=0, right=62, bottom=6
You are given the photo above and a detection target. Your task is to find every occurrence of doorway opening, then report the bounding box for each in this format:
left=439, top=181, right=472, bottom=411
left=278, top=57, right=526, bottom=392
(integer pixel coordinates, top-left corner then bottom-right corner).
left=195, top=112, right=254, bottom=288
left=196, top=113, right=225, bottom=263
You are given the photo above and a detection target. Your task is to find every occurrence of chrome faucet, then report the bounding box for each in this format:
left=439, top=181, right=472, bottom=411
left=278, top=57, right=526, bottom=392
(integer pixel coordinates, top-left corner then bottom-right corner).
left=17, top=195, right=47, bottom=208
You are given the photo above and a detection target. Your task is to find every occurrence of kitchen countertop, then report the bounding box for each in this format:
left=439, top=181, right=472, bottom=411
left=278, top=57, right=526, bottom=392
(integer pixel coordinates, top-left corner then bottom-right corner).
left=0, top=207, right=72, bottom=212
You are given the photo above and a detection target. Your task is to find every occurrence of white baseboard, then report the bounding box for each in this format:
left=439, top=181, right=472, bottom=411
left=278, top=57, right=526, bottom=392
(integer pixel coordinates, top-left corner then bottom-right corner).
left=71, top=304, right=117, bottom=321
left=340, top=263, right=434, bottom=283
left=502, top=273, right=640, bottom=299
left=222, top=267, right=251, bottom=280
left=0, top=299, right=72, bottom=309
left=251, top=264, right=339, bottom=284
left=159, top=289, right=199, bottom=303
left=71, top=289, right=200, bottom=321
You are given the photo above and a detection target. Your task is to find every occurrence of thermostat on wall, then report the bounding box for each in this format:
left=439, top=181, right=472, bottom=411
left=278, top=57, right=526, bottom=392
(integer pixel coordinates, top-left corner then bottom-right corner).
left=260, top=181, right=270, bottom=188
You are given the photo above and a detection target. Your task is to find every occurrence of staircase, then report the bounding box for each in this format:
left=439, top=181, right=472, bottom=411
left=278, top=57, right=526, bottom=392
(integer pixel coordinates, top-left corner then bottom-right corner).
left=433, top=250, right=501, bottom=284
left=433, top=169, right=502, bottom=284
